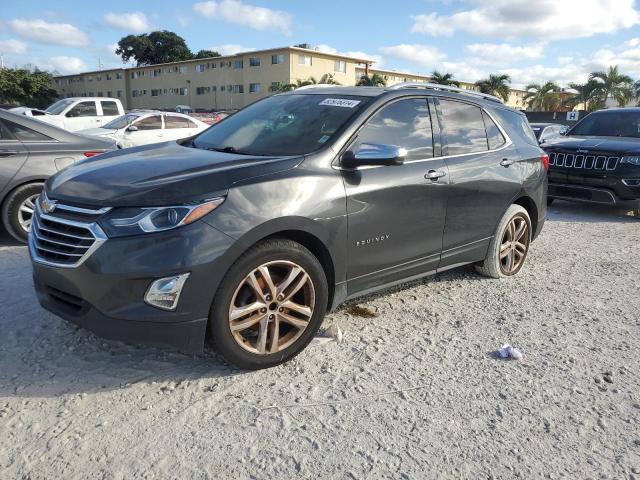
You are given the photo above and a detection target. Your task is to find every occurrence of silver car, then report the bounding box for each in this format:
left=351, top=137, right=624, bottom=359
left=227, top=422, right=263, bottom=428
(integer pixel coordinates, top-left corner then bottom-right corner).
left=0, top=110, right=116, bottom=242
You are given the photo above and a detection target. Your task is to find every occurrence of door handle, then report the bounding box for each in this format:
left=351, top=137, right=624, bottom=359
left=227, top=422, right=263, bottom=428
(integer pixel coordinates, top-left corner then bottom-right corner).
left=500, top=158, right=515, bottom=167
left=425, top=170, right=446, bottom=181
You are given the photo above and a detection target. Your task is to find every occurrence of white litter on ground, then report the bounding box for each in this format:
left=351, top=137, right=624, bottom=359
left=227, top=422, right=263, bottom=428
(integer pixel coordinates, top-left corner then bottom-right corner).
left=499, top=343, right=523, bottom=360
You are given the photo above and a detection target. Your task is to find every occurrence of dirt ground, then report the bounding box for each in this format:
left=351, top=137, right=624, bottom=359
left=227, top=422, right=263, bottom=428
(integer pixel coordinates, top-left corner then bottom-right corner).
left=1, top=200, right=639, bottom=479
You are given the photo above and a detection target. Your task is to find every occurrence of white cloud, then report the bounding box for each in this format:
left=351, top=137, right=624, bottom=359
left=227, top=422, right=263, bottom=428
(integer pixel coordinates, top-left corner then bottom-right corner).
left=208, top=44, right=255, bottom=55
left=411, top=0, right=640, bottom=40
left=465, top=42, right=545, bottom=64
left=6, top=19, right=89, bottom=47
left=104, top=12, right=150, bottom=33
left=193, top=0, right=293, bottom=34
left=315, top=44, right=383, bottom=65
left=379, top=44, right=445, bottom=68
left=38, top=56, right=88, bottom=74
left=0, top=39, right=28, bottom=54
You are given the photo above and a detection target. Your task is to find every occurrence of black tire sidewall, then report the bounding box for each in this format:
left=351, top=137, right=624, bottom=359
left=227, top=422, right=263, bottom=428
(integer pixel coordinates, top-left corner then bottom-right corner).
left=209, top=239, right=328, bottom=369
left=1, top=183, right=43, bottom=243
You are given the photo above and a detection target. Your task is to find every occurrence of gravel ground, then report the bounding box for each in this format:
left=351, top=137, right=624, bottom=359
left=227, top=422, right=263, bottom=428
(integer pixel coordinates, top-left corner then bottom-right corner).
left=1, top=200, right=639, bottom=480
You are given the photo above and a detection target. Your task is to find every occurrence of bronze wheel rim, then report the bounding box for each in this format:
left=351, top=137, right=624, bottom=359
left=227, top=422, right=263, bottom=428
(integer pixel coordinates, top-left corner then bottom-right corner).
left=228, top=260, right=315, bottom=355
left=499, top=214, right=530, bottom=275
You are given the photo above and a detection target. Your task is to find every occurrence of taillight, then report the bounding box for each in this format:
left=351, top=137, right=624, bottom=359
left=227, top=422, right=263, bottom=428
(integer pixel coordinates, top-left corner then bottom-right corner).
left=541, top=153, right=549, bottom=172
left=83, top=151, right=103, bottom=158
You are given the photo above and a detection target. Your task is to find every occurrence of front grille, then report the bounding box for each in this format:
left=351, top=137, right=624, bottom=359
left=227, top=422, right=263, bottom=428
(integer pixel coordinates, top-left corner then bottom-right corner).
left=548, top=151, right=619, bottom=171
left=30, top=197, right=108, bottom=268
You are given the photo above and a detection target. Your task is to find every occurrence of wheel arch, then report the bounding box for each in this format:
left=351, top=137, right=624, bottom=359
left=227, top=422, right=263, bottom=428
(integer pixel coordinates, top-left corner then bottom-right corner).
left=513, top=195, right=539, bottom=239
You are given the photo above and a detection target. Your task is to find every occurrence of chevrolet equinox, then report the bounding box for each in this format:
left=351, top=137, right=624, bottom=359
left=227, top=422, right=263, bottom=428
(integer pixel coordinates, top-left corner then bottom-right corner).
left=29, top=84, right=547, bottom=369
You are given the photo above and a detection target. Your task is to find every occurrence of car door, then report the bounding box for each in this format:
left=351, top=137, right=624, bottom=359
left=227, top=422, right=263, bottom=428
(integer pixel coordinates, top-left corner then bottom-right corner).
left=0, top=120, right=29, bottom=193
left=342, top=96, right=449, bottom=295
left=64, top=101, right=100, bottom=131
left=99, top=100, right=121, bottom=126
left=121, top=115, right=164, bottom=147
left=435, top=98, right=522, bottom=268
left=164, top=115, right=196, bottom=141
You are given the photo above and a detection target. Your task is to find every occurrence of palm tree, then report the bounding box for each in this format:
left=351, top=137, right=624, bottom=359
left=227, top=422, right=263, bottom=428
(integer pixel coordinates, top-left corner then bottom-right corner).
left=589, top=65, right=633, bottom=107
left=318, top=73, right=341, bottom=85
left=523, top=81, right=561, bottom=111
left=356, top=73, right=386, bottom=87
left=633, top=79, right=640, bottom=106
left=278, top=77, right=317, bottom=92
left=565, top=80, right=603, bottom=111
left=475, top=74, right=511, bottom=102
left=430, top=71, right=460, bottom=87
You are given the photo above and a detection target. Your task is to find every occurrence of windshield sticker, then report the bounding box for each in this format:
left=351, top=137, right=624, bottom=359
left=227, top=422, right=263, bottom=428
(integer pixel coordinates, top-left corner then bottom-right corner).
left=319, top=98, right=361, bottom=108
left=318, top=135, right=330, bottom=144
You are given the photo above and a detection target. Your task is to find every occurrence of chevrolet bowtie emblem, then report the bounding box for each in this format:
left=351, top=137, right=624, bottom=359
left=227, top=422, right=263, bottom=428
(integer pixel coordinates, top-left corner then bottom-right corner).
left=41, top=195, right=57, bottom=214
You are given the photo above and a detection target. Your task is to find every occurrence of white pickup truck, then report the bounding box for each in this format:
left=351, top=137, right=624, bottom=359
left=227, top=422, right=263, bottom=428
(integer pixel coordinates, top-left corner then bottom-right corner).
left=10, top=97, right=125, bottom=132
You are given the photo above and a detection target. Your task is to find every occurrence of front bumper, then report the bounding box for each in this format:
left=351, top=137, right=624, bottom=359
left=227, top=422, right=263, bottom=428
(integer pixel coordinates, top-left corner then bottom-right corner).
left=30, top=220, right=236, bottom=353
left=548, top=182, right=640, bottom=208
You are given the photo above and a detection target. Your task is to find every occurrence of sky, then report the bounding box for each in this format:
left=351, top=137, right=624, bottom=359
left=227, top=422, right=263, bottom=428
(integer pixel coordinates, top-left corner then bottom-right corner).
left=1, top=0, right=640, bottom=89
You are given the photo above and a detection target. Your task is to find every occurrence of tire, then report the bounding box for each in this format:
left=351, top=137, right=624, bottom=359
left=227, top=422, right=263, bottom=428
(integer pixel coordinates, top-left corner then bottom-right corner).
left=476, top=204, right=532, bottom=279
left=1, top=183, right=43, bottom=243
left=547, top=197, right=554, bottom=206
left=209, top=238, right=328, bottom=370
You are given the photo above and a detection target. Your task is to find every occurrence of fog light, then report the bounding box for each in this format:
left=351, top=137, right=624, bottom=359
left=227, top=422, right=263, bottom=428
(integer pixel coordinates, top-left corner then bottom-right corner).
left=144, top=273, right=190, bottom=311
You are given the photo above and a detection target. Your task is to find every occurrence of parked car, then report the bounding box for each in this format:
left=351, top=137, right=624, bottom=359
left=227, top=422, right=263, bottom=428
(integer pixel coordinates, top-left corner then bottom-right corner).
left=543, top=108, right=640, bottom=214
left=0, top=110, right=116, bottom=242
left=78, top=111, right=209, bottom=148
left=29, top=84, right=547, bottom=369
left=11, top=97, right=126, bottom=132
left=175, top=105, right=193, bottom=114
left=530, top=122, right=567, bottom=144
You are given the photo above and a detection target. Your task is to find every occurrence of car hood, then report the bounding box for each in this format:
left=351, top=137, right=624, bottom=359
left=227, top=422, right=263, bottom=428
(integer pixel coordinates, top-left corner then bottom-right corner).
left=46, top=141, right=303, bottom=207
left=543, top=135, right=640, bottom=154
left=78, top=127, right=117, bottom=136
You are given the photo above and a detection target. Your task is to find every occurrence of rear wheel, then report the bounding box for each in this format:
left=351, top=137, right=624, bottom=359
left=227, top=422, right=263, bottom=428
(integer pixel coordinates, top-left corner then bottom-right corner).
left=1, top=183, right=43, bottom=243
left=209, top=239, right=328, bottom=369
left=476, top=204, right=532, bottom=279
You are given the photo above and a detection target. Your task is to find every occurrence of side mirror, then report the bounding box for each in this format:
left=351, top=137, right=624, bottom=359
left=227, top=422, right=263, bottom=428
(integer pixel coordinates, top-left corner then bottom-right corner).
left=559, top=126, right=569, bottom=136
left=341, top=143, right=406, bottom=169
left=127, top=125, right=138, bottom=132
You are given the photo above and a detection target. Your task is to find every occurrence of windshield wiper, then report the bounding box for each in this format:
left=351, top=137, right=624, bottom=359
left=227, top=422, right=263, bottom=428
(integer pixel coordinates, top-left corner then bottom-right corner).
left=205, top=146, right=271, bottom=156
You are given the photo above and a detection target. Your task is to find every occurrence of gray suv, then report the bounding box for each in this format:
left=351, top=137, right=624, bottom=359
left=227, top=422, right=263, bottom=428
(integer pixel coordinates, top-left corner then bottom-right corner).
left=29, top=84, right=547, bottom=369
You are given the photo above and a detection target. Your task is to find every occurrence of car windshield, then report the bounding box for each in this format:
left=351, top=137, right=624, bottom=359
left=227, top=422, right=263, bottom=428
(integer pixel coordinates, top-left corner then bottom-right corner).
left=192, top=93, right=370, bottom=156
left=103, top=114, right=140, bottom=130
left=569, top=110, right=640, bottom=138
left=45, top=99, right=74, bottom=115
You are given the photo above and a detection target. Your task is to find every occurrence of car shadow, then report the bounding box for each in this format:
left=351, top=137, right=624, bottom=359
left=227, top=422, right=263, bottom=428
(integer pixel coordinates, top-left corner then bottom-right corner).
left=547, top=199, right=639, bottom=224
left=0, top=229, right=22, bottom=247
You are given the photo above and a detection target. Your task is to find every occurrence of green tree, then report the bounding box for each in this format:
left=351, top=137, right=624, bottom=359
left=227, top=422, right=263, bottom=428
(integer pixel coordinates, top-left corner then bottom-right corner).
left=634, top=80, right=640, bottom=106
left=565, top=80, right=603, bottom=111
left=429, top=70, right=460, bottom=87
left=475, top=74, right=511, bottom=102
left=589, top=65, right=633, bottom=107
left=0, top=68, right=58, bottom=108
left=194, top=49, right=221, bottom=59
left=318, top=73, right=340, bottom=85
left=523, top=81, right=561, bottom=111
left=115, top=31, right=194, bottom=66
left=356, top=73, right=386, bottom=87
left=278, top=77, right=318, bottom=92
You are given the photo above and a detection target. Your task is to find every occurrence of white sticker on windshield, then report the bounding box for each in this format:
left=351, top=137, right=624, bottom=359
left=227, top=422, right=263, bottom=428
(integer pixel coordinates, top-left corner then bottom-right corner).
left=318, top=135, right=330, bottom=144
left=319, top=98, right=361, bottom=108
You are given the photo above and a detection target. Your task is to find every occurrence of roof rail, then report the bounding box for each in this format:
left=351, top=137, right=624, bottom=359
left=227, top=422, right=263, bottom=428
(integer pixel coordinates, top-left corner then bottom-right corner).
left=295, top=84, right=339, bottom=91
left=386, top=82, right=503, bottom=103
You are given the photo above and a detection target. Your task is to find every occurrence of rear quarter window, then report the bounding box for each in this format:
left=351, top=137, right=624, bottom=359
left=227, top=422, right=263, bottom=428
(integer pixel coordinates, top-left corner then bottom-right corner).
left=491, top=108, right=538, bottom=147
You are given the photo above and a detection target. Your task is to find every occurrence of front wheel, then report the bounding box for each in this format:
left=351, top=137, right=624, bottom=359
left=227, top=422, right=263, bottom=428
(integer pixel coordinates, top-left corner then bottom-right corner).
left=1, top=183, right=43, bottom=243
left=209, top=239, right=328, bottom=369
left=476, top=204, right=532, bottom=279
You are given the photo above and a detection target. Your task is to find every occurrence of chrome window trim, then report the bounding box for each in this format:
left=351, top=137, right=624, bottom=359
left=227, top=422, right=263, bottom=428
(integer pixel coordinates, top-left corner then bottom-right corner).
left=28, top=202, right=108, bottom=269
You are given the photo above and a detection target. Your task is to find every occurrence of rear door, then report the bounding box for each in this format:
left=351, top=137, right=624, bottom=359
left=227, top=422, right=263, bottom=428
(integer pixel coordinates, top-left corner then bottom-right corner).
left=164, top=115, right=199, bottom=141
left=436, top=98, right=522, bottom=268
left=122, top=114, right=164, bottom=147
left=343, top=96, right=449, bottom=295
left=0, top=120, right=29, bottom=193
left=99, top=100, right=121, bottom=126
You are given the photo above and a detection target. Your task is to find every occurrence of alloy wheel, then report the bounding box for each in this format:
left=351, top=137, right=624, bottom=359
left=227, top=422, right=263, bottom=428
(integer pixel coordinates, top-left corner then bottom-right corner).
left=499, top=214, right=530, bottom=275
left=228, top=260, right=316, bottom=355
left=18, top=194, right=39, bottom=233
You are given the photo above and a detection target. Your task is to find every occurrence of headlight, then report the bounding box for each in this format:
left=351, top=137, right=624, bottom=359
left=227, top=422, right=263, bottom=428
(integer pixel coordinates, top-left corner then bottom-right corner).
left=99, top=197, right=224, bottom=237
left=621, top=156, right=640, bottom=166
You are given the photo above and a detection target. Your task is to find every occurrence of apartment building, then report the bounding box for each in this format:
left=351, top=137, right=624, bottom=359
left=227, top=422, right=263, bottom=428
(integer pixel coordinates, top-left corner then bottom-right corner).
left=52, top=46, right=527, bottom=111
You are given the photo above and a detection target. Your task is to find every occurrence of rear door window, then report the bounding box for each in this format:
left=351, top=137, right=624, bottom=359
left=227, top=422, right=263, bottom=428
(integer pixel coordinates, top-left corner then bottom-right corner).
left=439, top=99, right=488, bottom=155
left=101, top=101, right=119, bottom=116
left=354, top=97, right=433, bottom=160
left=165, top=115, right=190, bottom=129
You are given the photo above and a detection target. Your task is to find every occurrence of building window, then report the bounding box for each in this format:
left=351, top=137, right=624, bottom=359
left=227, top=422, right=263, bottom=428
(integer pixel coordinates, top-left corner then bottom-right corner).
left=117, top=90, right=122, bottom=98
left=233, top=84, right=244, bottom=93
left=211, top=62, right=216, bottom=69
left=87, top=75, right=93, bottom=82
left=334, top=60, right=346, bottom=73
left=212, top=86, right=217, bottom=92
left=220, top=86, right=225, bottom=92
left=106, top=74, right=112, bottom=81
left=97, top=91, right=103, bottom=97
left=249, top=83, right=261, bottom=93
left=196, top=86, right=210, bottom=95
left=233, top=60, right=244, bottom=69
left=298, top=55, right=312, bottom=66
left=178, top=66, right=188, bottom=74
left=151, top=68, right=161, bottom=77
left=179, top=87, right=188, bottom=96
left=132, top=90, right=139, bottom=98
left=269, top=82, right=281, bottom=92
left=271, top=54, right=284, bottom=65
left=116, top=72, right=123, bottom=79
left=151, top=89, right=162, bottom=96
left=196, top=64, right=206, bottom=72
left=219, top=61, right=224, bottom=68
left=249, top=57, right=260, bottom=67
left=96, top=76, right=102, bottom=81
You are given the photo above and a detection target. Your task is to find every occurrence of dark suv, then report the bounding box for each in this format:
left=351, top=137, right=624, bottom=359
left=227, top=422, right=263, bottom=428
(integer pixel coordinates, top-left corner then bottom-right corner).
left=544, top=108, right=640, bottom=214
left=29, top=84, right=547, bottom=369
